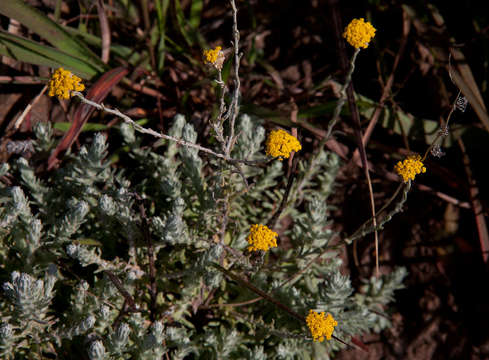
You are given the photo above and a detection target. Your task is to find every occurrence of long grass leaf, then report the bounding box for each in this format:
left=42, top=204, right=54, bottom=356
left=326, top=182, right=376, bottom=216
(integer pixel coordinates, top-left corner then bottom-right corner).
left=53, top=122, right=109, bottom=132
left=62, top=26, right=135, bottom=60
left=155, top=0, right=171, bottom=72
left=173, top=0, right=193, bottom=46
left=189, top=0, right=203, bottom=29
left=0, top=0, right=104, bottom=72
left=0, top=31, right=98, bottom=78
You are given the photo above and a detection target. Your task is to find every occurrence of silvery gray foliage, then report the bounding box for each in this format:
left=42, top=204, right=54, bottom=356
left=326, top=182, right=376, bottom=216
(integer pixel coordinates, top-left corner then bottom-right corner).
left=66, top=243, right=110, bottom=268
left=107, top=322, right=131, bottom=355
left=232, top=114, right=266, bottom=164
left=151, top=197, right=188, bottom=246
left=63, top=315, right=96, bottom=339
left=55, top=199, right=89, bottom=243
left=0, top=114, right=406, bottom=358
left=1, top=185, right=43, bottom=262
left=139, top=321, right=166, bottom=358
left=0, top=187, right=31, bottom=229
left=354, top=267, right=408, bottom=332
left=120, top=122, right=136, bottom=144
left=33, top=121, right=54, bottom=152
left=0, top=323, right=15, bottom=357
left=180, top=123, right=208, bottom=209
left=17, top=157, right=48, bottom=206
left=88, top=340, right=107, bottom=360
left=2, top=268, right=56, bottom=322
left=290, top=194, right=334, bottom=256
left=0, top=163, right=9, bottom=177
left=6, top=140, right=35, bottom=156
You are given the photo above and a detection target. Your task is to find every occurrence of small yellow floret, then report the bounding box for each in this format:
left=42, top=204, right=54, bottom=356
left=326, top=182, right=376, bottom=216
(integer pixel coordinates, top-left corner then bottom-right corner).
left=265, top=129, right=301, bottom=160
left=247, top=224, right=278, bottom=252
left=306, top=310, right=338, bottom=342
left=394, top=154, right=426, bottom=183
left=203, top=46, right=225, bottom=70
left=48, top=68, right=85, bottom=100
left=343, top=18, right=376, bottom=49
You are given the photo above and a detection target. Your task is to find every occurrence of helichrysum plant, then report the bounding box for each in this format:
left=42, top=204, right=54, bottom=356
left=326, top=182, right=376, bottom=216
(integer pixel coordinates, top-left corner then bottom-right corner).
left=0, top=114, right=406, bottom=359
left=0, top=4, right=407, bottom=359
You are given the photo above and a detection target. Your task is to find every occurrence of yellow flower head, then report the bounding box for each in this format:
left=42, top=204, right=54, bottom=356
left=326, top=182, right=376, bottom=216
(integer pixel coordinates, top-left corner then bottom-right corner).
left=247, top=224, right=278, bottom=252
left=306, top=310, right=338, bottom=342
left=203, top=46, right=225, bottom=70
left=394, top=154, right=426, bottom=182
left=48, top=68, right=85, bottom=100
left=343, top=18, right=376, bottom=49
left=265, top=129, right=301, bottom=160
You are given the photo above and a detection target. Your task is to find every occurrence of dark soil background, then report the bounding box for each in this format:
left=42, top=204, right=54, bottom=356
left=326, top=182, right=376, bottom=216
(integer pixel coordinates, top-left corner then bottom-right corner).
left=2, top=0, right=489, bottom=358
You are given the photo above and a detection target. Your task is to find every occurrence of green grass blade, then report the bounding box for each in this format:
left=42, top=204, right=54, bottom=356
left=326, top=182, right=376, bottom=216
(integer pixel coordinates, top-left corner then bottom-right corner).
left=155, top=0, right=171, bottom=30
left=189, top=0, right=203, bottom=28
left=53, top=122, right=109, bottom=132
left=155, top=0, right=171, bottom=72
left=62, top=26, right=136, bottom=61
left=173, top=0, right=193, bottom=46
left=0, top=31, right=99, bottom=78
left=0, top=0, right=104, bottom=72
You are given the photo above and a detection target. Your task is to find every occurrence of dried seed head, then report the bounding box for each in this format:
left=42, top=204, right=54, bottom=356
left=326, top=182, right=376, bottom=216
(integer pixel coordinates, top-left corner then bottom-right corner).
left=431, top=144, right=445, bottom=158
left=455, top=95, right=468, bottom=112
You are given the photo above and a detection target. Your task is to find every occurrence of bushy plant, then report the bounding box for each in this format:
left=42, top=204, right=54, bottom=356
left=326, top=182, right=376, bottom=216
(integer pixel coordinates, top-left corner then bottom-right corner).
left=1, top=113, right=406, bottom=359
left=0, top=2, right=410, bottom=359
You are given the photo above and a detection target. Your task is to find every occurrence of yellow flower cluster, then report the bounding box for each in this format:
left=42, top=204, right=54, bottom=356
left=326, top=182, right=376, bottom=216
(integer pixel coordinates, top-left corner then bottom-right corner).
left=306, top=310, right=338, bottom=342
left=203, top=46, right=225, bottom=70
left=394, top=154, right=426, bottom=182
left=343, top=18, right=376, bottom=49
left=48, top=67, right=85, bottom=100
left=265, top=129, right=302, bottom=160
left=247, top=224, right=278, bottom=252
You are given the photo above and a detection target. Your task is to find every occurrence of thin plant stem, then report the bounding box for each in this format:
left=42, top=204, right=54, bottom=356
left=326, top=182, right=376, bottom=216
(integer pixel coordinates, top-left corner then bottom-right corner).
left=267, top=155, right=299, bottom=229
left=13, top=85, right=48, bottom=131
left=294, top=49, right=360, bottom=198
left=212, top=263, right=356, bottom=349
left=214, top=69, right=227, bottom=149
left=342, top=51, right=379, bottom=276
left=71, top=92, right=263, bottom=166
left=423, top=90, right=461, bottom=161
left=324, top=48, right=360, bottom=141
left=225, top=0, right=242, bottom=157
left=346, top=181, right=411, bottom=244
left=367, top=166, right=379, bottom=276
